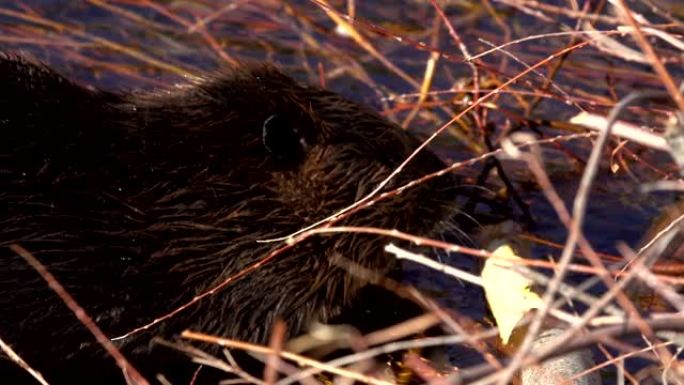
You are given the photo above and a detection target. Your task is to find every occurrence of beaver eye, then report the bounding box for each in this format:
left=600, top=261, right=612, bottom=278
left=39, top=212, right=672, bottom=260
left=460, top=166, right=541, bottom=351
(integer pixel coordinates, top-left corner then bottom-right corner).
left=262, top=114, right=309, bottom=160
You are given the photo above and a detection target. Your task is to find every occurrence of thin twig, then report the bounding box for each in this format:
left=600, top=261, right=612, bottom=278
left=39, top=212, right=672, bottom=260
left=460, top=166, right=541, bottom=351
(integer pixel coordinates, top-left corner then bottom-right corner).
left=9, top=244, right=148, bottom=385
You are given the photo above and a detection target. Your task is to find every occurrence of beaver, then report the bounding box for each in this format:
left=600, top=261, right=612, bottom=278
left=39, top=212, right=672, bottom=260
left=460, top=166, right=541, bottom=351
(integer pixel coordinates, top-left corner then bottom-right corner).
left=0, top=52, right=463, bottom=384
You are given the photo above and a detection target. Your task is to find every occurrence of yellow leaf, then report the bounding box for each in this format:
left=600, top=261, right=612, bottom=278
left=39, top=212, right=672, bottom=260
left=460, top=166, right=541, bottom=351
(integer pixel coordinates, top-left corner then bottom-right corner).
left=481, top=244, right=544, bottom=344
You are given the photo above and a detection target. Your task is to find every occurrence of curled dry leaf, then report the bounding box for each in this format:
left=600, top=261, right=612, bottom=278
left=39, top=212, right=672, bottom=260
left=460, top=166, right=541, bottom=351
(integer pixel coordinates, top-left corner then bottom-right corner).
left=481, top=244, right=544, bottom=344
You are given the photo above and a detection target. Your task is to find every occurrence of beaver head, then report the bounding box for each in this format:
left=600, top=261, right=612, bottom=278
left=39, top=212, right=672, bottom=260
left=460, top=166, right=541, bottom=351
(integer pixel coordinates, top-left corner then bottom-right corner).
left=0, top=54, right=462, bottom=381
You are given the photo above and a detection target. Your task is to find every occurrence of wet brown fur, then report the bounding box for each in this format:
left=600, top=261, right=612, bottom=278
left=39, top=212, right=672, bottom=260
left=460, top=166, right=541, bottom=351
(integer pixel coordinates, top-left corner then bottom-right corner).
left=0, top=53, right=461, bottom=384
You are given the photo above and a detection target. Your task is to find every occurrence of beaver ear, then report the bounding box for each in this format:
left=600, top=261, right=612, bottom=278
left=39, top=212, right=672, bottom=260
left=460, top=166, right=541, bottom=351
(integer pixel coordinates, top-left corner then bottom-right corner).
left=262, top=114, right=309, bottom=160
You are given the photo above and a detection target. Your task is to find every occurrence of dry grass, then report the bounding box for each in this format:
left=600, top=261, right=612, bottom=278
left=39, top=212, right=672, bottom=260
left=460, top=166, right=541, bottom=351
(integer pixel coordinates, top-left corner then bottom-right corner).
left=2, top=0, right=684, bottom=384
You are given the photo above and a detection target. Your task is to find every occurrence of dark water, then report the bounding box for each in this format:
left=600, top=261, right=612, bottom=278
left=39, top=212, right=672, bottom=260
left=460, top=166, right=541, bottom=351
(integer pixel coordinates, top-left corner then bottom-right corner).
left=1, top=0, right=682, bottom=381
